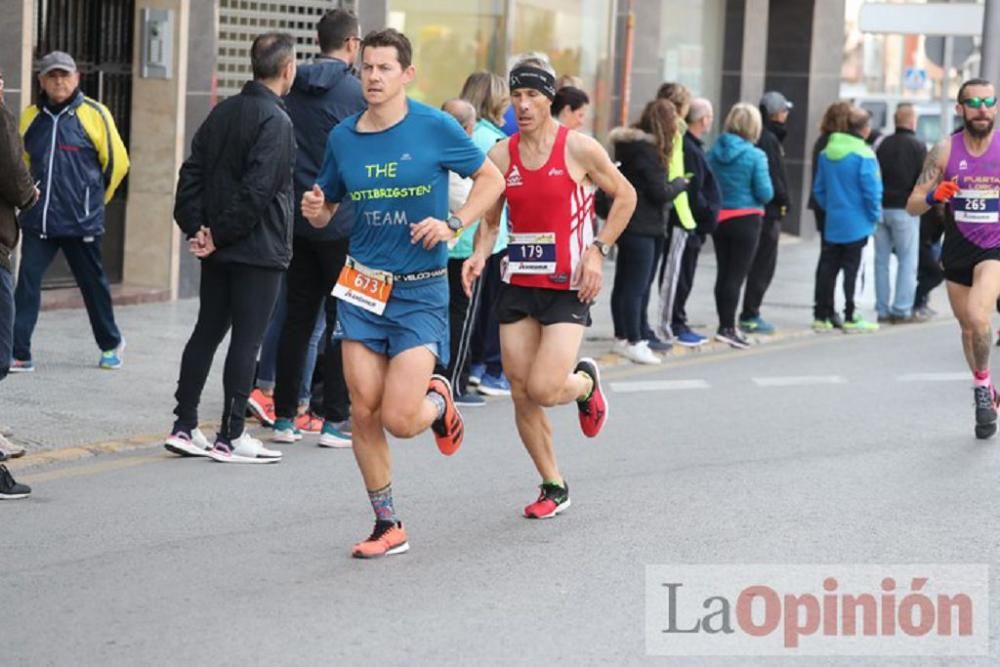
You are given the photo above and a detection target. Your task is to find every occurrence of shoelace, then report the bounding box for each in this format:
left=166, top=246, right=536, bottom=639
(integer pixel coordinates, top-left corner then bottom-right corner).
left=366, top=521, right=396, bottom=542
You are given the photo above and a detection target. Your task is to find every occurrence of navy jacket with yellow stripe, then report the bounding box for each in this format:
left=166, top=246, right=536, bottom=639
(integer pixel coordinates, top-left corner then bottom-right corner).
left=19, top=90, right=130, bottom=238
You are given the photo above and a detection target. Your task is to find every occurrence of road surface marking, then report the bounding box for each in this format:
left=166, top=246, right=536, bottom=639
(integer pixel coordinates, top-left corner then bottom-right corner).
left=752, top=375, right=847, bottom=387
left=610, top=379, right=711, bottom=393
left=897, top=372, right=969, bottom=382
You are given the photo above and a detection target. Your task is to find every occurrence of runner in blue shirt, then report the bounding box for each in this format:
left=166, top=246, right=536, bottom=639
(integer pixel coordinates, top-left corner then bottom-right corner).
left=302, top=28, right=504, bottom=559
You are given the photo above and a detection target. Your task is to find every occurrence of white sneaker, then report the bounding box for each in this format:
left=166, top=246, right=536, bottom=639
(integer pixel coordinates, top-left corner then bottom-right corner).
left=622, top=340, right=662, bottom=365
left=208, top=432, right=281, bottom=464
left=164, top=428, right=213, bottom=458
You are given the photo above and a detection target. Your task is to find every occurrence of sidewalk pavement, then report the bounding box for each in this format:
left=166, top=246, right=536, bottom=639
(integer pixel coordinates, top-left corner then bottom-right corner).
left=2, top=234, right=938, bottom=465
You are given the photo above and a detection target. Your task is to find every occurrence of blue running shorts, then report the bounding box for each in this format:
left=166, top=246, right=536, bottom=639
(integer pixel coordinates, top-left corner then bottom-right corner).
left=333, top=275, right=450, bottom=366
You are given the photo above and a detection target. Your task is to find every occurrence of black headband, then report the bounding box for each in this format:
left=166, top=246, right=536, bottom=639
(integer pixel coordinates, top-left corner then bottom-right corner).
left=509, top=66, right=556, bottom=100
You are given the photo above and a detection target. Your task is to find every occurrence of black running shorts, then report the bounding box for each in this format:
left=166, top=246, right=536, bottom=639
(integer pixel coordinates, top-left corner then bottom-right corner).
left=942, top=229, right=1000, bottom=286
left=495, top=283, right=592, bottom=326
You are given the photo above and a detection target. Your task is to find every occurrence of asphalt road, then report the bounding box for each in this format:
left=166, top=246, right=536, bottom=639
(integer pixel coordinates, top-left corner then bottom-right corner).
left=4, top=318, right=1000, bottom=666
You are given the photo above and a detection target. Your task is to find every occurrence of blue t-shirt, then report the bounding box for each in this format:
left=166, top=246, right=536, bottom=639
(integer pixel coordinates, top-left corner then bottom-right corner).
left=317, top=99, right=486, bottom=274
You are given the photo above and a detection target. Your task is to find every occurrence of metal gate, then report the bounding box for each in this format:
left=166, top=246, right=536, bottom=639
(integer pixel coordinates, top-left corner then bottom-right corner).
left=32, top=0, right=134, bottom=288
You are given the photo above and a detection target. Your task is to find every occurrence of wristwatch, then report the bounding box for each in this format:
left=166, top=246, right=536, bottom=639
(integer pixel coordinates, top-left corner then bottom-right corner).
left=591, top=240, right=611, bottom=257
left=446, top=214, right=465, bottom=232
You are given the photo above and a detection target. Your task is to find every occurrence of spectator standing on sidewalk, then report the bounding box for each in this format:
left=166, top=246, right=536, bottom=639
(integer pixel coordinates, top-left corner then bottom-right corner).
left=812, top=107, right=882, bottom=333
left=652, top=82, right=697, bottom=351
left=706, top=102, right=773, bottom=349
left=739, top=91, right=792, bottom=335
left=874, top=102, right=927, bottom=324
left=808, top=101, right=852, bottom=327
left=608, top=99, right=687, bottom=364
left=268, top=8, right=365, bottom=448
left=460, top=71, right=513, bottom=397
left=437, top=97, right=487, bottom=405
left=165, top=33, right=297, bottom=463
left=12, top=51, right=129, bottom=373
left=0, top=65, right=38, bottom=495
left=660, top=97, right=721, bottom=347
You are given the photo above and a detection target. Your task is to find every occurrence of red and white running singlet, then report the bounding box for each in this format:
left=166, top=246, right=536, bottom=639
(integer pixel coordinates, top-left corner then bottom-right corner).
left=503, top=124, right=595, bottom=290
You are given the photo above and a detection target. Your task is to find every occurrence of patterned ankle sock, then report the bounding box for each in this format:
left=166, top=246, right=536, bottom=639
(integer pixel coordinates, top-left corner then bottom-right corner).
left=368, top=483, right=397, bottom=524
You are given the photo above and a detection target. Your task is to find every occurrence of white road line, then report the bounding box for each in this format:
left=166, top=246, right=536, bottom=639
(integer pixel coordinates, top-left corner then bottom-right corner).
left=897, top=372, right=969, bottom=382
left=752, top=376, right=847, bottom=387
left=610, top=379, right=711, bottom=393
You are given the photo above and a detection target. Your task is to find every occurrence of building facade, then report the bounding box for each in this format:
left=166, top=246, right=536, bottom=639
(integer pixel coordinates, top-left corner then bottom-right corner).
left=0, top=0, right=843, bottom=301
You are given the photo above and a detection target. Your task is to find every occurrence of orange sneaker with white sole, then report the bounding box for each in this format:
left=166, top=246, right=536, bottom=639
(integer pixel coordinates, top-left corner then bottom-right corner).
left=351, top=521, right=409, bottom=558
left=427, top=374, right=464, bottom=456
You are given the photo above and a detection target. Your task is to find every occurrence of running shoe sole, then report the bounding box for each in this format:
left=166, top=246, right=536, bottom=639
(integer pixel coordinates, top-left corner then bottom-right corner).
left=0, top=493, right=30, bottom=500
left=675, top=339, right=707, bottom=348
left=523, top=497, right=572, bottom=519
left=352, top=542, right=410, bottom=559
left=206, top=449, right=280, bottom=464
left=715, top=333, right=751, bottom=349
left=8, top=364, right=34, bottom=373
left=271, top=430, right=302, bottom=444
left=164, top=439, right=212, bottom=458
left=975, top=422, right=997, bottom=439
left=318, top=436, right=352, bottom=448
left=476, top=384, right=511, bottom=397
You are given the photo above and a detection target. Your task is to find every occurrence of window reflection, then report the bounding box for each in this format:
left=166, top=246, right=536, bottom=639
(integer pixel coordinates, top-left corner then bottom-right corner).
left=387, top=1, right=504, bottom=106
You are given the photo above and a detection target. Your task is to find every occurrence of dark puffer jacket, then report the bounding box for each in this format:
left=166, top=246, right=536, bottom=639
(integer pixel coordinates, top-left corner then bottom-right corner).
left=0, top=103, right=36, bottom=271
left=174, top=80, right=296, bottom=269
left=608, top=127, right=686, bottom=237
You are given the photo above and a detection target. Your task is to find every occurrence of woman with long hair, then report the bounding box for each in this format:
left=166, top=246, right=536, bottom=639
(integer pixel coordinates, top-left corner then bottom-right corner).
left=608, top=99, right=688, bottom=364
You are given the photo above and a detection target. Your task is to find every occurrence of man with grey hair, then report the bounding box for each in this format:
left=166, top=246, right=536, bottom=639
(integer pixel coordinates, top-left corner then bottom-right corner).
left=662, top=97, right=721, bottom=347
left=437, top=97, right=485, bottom=406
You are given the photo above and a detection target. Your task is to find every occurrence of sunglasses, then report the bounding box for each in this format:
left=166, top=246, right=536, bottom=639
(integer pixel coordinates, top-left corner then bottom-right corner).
left=961, top=96, right=998, bottom=109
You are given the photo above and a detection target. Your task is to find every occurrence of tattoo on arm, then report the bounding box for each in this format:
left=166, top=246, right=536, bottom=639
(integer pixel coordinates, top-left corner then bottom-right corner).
left=916, top=143, right=945, bottom=187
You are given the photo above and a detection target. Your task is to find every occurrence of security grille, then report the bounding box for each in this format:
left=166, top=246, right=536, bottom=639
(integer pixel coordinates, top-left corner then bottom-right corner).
left=32, top=0, right=134, bottom=287
left=216, top=0, right=352, bottom=99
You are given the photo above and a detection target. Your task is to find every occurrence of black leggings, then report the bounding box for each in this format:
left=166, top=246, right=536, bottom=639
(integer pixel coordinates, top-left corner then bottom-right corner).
left=712, top=215, right=762, bottom=329
left=814, top=238, right=866, bottom=321
left=174, top=261, right=282, bottom=441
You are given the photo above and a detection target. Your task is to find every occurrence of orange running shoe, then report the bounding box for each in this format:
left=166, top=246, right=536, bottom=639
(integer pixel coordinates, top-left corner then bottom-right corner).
left=428, top=374, right=464, bottom=456
left=351, top=520, right=409, bottom=558
left=247, top=388, right=276, bottom=427
left=294, top=411, right=323, bottom=434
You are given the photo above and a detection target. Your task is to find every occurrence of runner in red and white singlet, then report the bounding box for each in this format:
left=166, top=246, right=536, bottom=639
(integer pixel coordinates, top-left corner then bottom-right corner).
left=502, top=124, right=595, bottom=290
left=463, top=55, right=636, bottom=519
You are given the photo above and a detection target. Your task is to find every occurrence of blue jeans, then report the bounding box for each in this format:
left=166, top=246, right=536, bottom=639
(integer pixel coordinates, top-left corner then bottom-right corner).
left=13, top=233, right=121, bottom=361
left=257, top=273, right=324, bottom=406
left=611, top=230, right=660, bottom=343
left=0, top=266, right=13, bottom=381
left=874, top=209, right=919, bottom=318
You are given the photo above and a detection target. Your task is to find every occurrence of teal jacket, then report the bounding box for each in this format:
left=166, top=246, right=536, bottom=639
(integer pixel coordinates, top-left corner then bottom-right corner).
left=706, top=133, right=773, bottom=211
left=812, top=132, right=882, bottom=244
left=450, top=119, right=508, bottom=259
